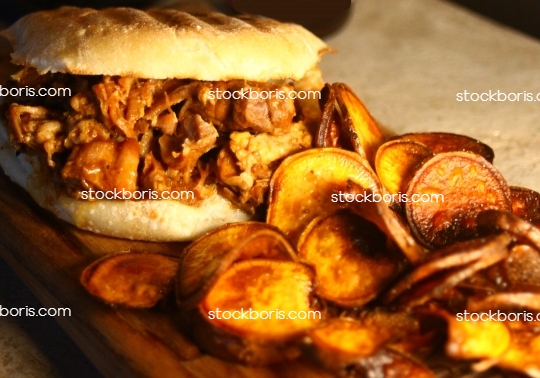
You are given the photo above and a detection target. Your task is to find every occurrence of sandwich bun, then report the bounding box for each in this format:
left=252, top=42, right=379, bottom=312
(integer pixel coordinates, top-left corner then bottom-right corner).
left=0, top=7, right=328, bottom=241
left=2, top=7, right=329, bottom=81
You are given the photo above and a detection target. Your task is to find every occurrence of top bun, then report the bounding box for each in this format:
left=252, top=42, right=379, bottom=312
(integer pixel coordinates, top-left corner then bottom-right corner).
left=1, top=7, right=329, bottom=81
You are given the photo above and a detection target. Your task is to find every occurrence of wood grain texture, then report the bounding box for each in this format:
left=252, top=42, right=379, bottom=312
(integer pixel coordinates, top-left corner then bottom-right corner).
left=0, top=170, right=331, bottom=378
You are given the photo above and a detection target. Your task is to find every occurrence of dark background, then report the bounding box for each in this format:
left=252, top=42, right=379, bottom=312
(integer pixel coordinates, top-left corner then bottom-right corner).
left=449, top=0, right=540, bottom=40
left=1, top=0, right=540, bottom=39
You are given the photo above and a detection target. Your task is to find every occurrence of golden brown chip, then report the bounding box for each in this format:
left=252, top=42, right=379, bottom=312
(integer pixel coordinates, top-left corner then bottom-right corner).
left=200, top=260, right=319, bottom=338
left=391, top=239, right=509, bottom=308
left=333, top=82, right=386, bottom=166
left=496, top=329, right=540, bottom=376
left=510, top=186, right=540, bottom=225
left=192, top=259, right=321, bottom=365
left=176, top=222, right=281, bottom=300
left=468, top=293, right=540, bottom=313
left=502, top=244, right=540, bottom=290
left=384, top=233, right=512, bottom=304
left=397, top=132, right=494, bottom=163
left=346, top=181, right=425, bottom=264
left=307, top=319, right=436, bottom=378
left=406, top=152, right=511, bottom=249
left=445, top=314, right=511, bottom=360
left=440, top=308, right=540, bottom=376
left=298, top=210, right=401, bottom=307
left=477, top=209, right=540, bottom=249
left=81, top=252, right=180, bottom=308
left=308, top=317, right=391, bottom=360
left=375, top=139, right=434, bottom=198
left=315, top=83, right=342, bottom=148
left=177, top=223, right=297, bottom=308
left=266, top=148, right=380, bottom=245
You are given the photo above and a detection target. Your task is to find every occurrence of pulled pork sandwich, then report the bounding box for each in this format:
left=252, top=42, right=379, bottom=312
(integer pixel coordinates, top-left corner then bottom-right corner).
left=0, top=7, right=329, bottom=241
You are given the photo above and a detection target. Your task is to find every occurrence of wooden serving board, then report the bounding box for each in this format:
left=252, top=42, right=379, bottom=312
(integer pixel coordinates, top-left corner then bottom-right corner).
left=0, top=170, right=333, bottom=378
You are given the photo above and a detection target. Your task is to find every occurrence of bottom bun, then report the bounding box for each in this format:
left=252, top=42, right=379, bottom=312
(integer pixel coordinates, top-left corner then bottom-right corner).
left=0, top=121, right=252, bottom=241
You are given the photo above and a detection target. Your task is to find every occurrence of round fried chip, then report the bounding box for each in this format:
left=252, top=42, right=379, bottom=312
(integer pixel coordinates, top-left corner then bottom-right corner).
left=298, top=210, right=400, bottom=307
left=397, top=132, right=494, bottom=163
left=375, top=139, right=434, bottom=196
left=406, top=152, right=511, bottom=249
left=267, top=148, right=380, bottom=245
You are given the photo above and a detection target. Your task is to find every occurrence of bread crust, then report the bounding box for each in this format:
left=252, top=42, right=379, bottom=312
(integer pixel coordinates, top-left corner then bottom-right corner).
left=0, top=119, right=251, bottom=241
left=1, top=7, right=329, bottom=81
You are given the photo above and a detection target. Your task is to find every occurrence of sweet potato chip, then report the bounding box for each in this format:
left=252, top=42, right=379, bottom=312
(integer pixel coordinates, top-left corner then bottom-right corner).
left=177, top=223, right=297, bottom=308
left=315, top=83, right=342, bottom=148
left=192, top=259, right=320, bottom=365
left=333, top=82, right=386, bottom=166
left=414, top=250, right=508, bottom=308
left=307, top=319, right=435, bottom=378
left=267, top=148, right=380, bottom=244
left=308, top=317, right=391, bottom=360
left=477, top=209, right=540, bottom=249
left=445, top=315, right=511, bottom=360
left=496, top=330, right=540, bottom=377
left=365, top=349, right=435, bottom=378
left=406, top=152, right=511, bottom=249
left=502, top=244, right=540, bottom=290
left=440, top=308, right=540, bottom=376
left=384, top=233, right=512, bottom=303
left=177, top=222, right=281, bottom=300
left=200, top=259, right=318, bottom=338
left=468, top=293, right=540, bottom=313
left=81, top=252, right=180, bottom=308
left=397, top=132, right=494, bottom=163
left=298, top=210, right=401, bottom=307
left=346, top=181, right=425, bottom=264
left=375, top=139, right=434, bottom=197
left=510, top=186, right=540, bottom=226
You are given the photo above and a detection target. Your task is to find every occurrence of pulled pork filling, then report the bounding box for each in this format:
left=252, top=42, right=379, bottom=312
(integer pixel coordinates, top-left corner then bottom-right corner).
left=3, top=68, right=316, bottom=212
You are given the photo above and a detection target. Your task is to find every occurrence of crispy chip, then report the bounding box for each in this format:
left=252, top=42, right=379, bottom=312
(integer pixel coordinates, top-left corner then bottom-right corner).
left=384, top=233, right=512, bottom=304
left=333, top=82, right=386, bottom=166
left=315, top=83, right=342, bottom=148
left=478, top=210, right=540, bottom=250
left=267, top=148, right=380, bottom=244
left=375, top=139, right=434, bottom=197
left=406, top=152, right=511, bottom=249
left=81, top=252, right=180, bottom=308
left=397, top=132, right=494, bottom=163
left=192, top=259, right=320, bottom=365
left=298, top=210, right=401, bottom=307
left=445, top=316, right=511, bottom=360
left=510, top=186, right=540, bottom=226
left=347, top=181, right=425, bottom=264
left=177, top=223, right=296, bottom=308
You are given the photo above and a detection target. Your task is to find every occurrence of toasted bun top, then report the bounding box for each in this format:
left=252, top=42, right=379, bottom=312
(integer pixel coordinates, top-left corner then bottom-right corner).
left=1, top=7, right=330, bottom=81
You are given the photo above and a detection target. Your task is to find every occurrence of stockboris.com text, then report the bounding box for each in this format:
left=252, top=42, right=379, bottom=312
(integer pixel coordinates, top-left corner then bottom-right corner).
left=331, top=191, right=444, bottom=203
left=0, top=85, right=71, bottom=97
left=81, top=188, right=195, bottom=200
left=208, top=88, right=320, bottom=100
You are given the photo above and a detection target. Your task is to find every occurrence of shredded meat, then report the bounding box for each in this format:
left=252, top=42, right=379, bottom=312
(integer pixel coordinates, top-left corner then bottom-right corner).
left=62, top=139, right=140, bottom=195
left=196, top=81, right=231, bottom=126
left=4, top=67, right=318, bottom=206
left=229, top=83, right=296, bottom=133
left=217, top=121, right=312, bottom=207
left=158, top=114, right=218, bottom=178
left=7, top=104, right=64, bottom=166
left=64, top=119, right=111, bottom=149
